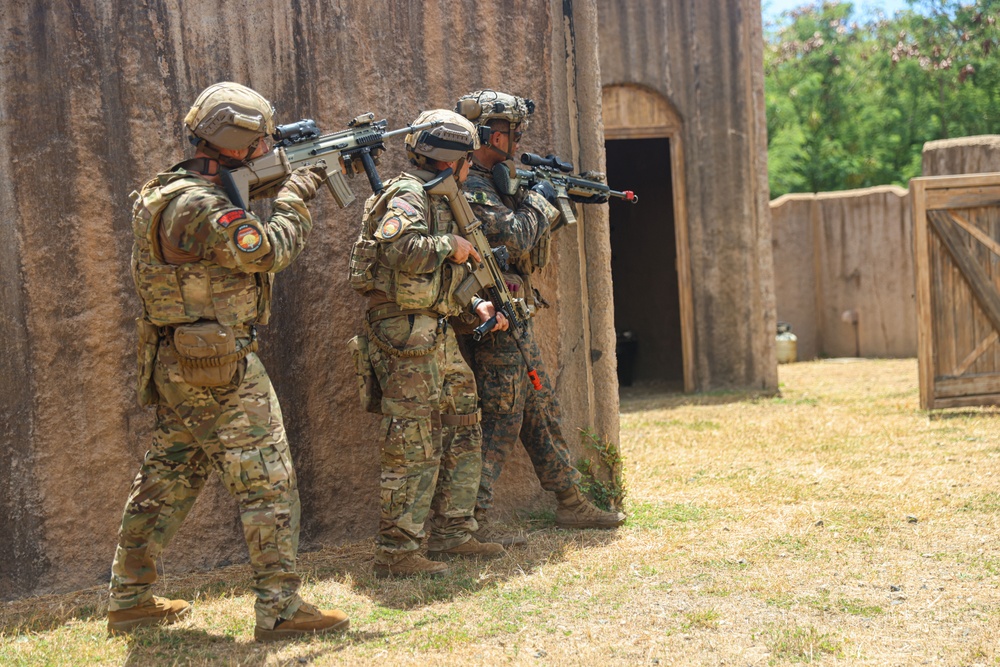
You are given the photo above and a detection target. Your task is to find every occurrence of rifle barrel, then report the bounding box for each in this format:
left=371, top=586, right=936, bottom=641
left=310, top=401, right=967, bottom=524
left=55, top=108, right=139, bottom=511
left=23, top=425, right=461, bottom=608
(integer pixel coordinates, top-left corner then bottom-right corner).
left=610, top=189, right=639, bottom=203
left=382, top=119, right=444, bottom=141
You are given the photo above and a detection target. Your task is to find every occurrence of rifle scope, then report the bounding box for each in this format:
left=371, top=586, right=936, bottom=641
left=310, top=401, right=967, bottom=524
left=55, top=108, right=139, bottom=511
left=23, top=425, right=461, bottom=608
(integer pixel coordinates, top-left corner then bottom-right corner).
left=273, top=119, right=321, bottom=145
left=521, top=152, right=573, bottom=173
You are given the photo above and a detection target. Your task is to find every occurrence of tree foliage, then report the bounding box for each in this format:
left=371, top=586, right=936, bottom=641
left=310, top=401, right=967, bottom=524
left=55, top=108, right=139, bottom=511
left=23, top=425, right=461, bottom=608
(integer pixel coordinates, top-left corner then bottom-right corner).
left=765, top=0, right=1000, bottom=197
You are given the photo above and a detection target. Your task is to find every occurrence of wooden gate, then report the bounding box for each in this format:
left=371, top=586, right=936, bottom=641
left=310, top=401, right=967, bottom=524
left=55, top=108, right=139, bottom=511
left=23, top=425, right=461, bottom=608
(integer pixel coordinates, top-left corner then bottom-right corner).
left=912, top=173, right=1000, bottom=409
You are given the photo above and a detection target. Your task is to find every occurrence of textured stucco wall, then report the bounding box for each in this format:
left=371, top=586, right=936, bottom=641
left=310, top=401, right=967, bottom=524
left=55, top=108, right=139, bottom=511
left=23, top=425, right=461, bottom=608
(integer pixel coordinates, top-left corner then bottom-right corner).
left=771, top=187, right=915, bottom=360
left=0, top=0, right=613, bottom=600
left=596, top=0, right=777, bottom=391
left=923, top=135, right=1000, bottom=176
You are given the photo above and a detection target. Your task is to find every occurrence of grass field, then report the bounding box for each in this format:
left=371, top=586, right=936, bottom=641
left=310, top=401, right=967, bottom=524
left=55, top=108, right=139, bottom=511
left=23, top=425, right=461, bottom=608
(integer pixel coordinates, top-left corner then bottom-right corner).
left=3, top=358, right=999, bottom=666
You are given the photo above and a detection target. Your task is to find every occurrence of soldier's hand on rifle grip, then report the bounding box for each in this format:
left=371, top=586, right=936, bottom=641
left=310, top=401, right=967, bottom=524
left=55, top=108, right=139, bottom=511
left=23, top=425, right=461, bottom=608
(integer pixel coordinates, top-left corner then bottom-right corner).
left=531, top=180, right=559, bottom=206
left=448, top=235, right=481, bottom=264
left=475, top=301, right=509, bottom=332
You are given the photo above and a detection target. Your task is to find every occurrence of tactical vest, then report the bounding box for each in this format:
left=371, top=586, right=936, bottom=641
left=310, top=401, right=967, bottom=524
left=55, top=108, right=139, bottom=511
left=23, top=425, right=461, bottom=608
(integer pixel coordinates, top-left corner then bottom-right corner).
left=467, top=166, right=551, bottom=274
left=131, top=171, right=271, bottom=327
left=349, top=172, right=468, bottom=317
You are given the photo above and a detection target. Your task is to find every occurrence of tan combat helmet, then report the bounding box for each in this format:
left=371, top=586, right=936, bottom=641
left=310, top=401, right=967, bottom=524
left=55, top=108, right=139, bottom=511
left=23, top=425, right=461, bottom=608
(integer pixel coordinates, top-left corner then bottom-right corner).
left=404, top=109, right=479, bottom=168
left=455, top=90, right=535, bottom=146
left=183, top=82, right=275, bottom=152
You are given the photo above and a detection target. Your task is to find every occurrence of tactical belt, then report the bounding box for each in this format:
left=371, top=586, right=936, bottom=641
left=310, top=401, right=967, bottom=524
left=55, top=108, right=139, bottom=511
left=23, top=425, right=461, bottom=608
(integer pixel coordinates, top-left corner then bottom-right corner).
left=366, top=303, right=439, bottom=323
left=440, top=410, right=481, bottom=426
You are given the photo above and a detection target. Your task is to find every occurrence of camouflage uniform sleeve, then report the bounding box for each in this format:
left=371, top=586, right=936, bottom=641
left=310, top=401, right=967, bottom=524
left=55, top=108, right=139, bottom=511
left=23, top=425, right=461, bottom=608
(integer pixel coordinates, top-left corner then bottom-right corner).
left=164, top=185, right=313, bottom=274
left=375, top=187, right=455, bottom=274
left=464, top=173, right=557, bottom=256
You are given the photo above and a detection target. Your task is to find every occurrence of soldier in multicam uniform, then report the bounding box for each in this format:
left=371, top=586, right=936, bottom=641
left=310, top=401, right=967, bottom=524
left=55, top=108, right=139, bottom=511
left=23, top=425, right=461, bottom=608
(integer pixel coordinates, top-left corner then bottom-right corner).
left=349, top=109, right=509, bottom=578
left=454, top=90, right=626, bottom=544
left=107, top=82, right=348, bottom=641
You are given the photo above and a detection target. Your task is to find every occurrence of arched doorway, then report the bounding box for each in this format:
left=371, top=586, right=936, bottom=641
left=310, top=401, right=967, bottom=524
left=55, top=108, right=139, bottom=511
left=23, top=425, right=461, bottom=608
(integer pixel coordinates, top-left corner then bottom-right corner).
left=602, top=84, right=694, bottom=392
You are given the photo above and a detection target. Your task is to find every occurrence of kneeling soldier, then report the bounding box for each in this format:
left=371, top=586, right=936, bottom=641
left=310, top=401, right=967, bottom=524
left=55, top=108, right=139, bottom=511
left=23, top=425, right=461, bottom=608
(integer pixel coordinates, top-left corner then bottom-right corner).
left=349, top=109, right=509, bottom=578
left=108, top=82, right=348, bottom=641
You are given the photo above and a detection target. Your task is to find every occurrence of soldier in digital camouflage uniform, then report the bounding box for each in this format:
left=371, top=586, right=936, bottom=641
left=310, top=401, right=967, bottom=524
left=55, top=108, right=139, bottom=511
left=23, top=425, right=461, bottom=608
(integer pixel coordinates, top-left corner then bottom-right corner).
left=454, top=90, right=626, bottom=544
left=349, top=109, right=509, bottom=578
left=107, top=82, right=348, bottom=641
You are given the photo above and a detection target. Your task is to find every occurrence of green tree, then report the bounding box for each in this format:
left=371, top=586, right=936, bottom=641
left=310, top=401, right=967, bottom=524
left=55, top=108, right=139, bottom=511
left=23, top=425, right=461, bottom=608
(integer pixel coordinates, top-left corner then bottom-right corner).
left=765, top=1, right=1000, bottom=197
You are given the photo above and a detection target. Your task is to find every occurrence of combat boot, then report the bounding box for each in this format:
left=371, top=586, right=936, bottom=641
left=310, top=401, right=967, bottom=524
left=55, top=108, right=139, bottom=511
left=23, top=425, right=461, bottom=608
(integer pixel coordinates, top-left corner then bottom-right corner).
left=427, top=537, right=505, bottom=562
left=373, top=553, right=451, bottom=579
left=254, top=602, right=349, bottom=642
left=107, top=596, right=191, bottom=634
left=555, top=486, right=626, bottom=529
left=474, top=511, right=527, bottom=547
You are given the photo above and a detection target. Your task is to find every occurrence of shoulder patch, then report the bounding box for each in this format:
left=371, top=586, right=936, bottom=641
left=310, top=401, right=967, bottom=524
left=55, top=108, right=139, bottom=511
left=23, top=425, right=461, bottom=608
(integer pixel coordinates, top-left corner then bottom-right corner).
left=234, top=223, right=264, bottom=252
left=217, top=209, right=247, bottom=228
left=375, top=216, right=404, bottom=240
left=389, top=197, right=418, bottom=217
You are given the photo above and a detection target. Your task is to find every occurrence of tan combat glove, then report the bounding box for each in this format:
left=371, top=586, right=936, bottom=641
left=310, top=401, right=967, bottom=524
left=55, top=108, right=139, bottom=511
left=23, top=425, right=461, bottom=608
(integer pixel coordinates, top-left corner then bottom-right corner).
left=279, top=166, right=328, bottom=202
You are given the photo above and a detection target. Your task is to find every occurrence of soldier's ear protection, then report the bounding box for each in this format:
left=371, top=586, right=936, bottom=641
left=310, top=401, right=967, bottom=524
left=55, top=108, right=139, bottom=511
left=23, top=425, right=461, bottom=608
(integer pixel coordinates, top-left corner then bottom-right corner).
left=456, top=98, right=483, bottom=121
left=456, top=96, right=536, bottom=145
left=456, top=99, right=495, bottom=145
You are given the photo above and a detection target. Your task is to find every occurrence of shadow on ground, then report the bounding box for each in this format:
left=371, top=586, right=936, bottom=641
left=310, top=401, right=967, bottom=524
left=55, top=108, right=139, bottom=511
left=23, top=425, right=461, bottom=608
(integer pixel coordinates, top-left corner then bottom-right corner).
left=619, top=382, right=775, bottom=413
left=0, top=521, right=621, bottom=636
left=349, top=525, right=619, bottom=610
left=119, top=625, right=405, bottom=666
left=925, top=408, right=1000, bottom=421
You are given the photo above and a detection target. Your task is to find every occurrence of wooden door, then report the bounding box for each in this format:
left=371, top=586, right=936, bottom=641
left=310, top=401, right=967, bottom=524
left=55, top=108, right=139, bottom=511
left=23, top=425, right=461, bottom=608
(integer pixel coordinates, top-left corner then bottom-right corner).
left=912, top=173, right=1000, bottom=409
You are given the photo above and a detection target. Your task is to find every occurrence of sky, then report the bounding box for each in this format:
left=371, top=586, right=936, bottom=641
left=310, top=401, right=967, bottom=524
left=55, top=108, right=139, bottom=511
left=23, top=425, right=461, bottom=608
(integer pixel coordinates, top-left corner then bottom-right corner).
left=762, top=0, right=914, bottom=23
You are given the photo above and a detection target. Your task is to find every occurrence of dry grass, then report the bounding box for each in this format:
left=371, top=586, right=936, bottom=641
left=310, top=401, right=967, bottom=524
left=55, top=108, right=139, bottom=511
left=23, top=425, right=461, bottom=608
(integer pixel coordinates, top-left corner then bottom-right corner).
left=3, top=359, right=1000, bottom=665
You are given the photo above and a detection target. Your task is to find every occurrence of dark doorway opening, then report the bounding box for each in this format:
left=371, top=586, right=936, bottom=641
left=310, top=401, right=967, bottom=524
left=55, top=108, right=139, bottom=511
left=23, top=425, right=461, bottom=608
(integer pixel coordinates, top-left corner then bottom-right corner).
left=605, top=137, right=683, bottom=388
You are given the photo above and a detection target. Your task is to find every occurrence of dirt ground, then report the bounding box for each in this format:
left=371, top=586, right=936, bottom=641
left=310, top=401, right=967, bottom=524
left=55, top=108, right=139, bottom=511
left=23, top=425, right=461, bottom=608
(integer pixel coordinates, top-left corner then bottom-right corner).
left=2, top=358, right=999, bottom=666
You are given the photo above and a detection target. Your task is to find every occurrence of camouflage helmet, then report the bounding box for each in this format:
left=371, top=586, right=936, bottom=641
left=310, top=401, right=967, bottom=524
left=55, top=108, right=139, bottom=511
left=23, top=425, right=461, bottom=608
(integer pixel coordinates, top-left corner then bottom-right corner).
left=183, top=82, right=276, bottom=151
left=455, top=90, right=535, bottom=140
left=404, top=109, right=479, bottom=165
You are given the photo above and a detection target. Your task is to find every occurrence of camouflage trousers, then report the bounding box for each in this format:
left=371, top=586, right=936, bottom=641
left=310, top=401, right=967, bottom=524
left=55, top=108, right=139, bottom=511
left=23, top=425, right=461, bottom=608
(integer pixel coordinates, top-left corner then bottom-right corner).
left=109, top=341, right=303, bottom=630
left=368, top=314, right=482, bottom=563
left=466, top=320, right=580, bottom=513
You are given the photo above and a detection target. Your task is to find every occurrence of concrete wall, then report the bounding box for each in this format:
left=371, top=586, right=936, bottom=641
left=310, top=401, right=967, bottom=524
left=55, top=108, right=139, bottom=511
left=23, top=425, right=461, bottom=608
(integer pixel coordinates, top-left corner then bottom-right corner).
left=596, top=0, right=777, bottom=392
left=0, top=0, right=616, bottom=600
left=771, top=187, right=916, bottom=360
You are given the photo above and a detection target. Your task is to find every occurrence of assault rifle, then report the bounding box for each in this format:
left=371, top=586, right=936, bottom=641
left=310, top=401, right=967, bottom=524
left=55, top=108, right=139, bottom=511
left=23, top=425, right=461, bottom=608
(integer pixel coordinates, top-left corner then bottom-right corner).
left=512, top=152, right=638, bottom=231
left=424, top=168, right=543, bottom=391
left=219, top=113, right=443, bottom=210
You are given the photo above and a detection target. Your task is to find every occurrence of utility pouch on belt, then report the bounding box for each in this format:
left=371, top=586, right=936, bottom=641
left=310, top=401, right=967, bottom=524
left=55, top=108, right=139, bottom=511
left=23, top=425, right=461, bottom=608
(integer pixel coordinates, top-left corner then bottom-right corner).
left=135, top=318, right=161, bottom=407
left=173, top=321, right=251, bottom=387
left=347, top=334, right=382, bottom=413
